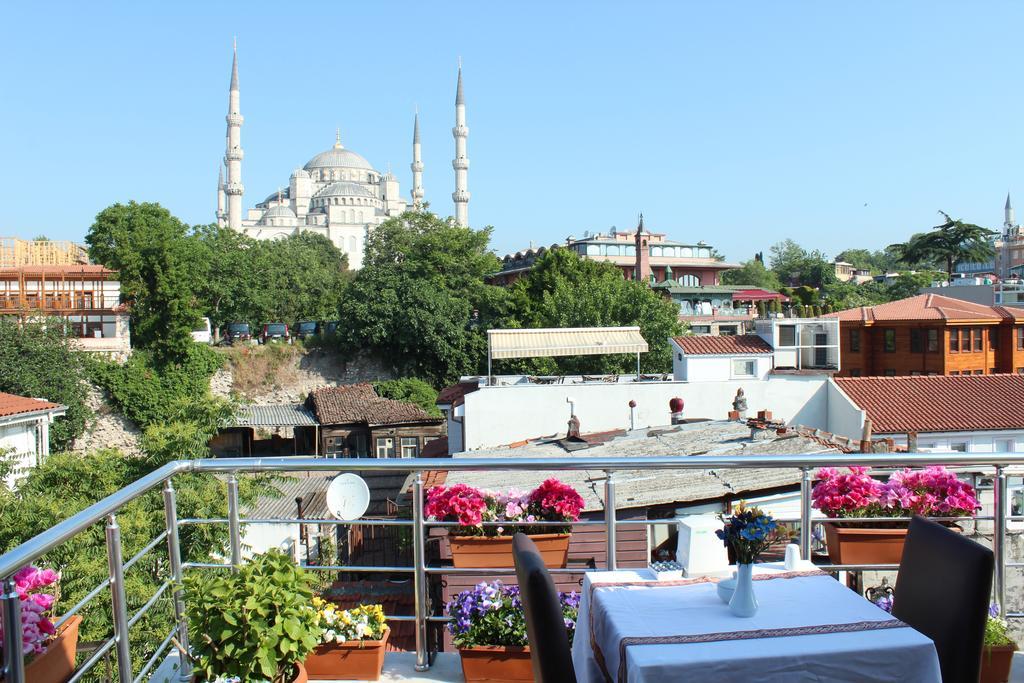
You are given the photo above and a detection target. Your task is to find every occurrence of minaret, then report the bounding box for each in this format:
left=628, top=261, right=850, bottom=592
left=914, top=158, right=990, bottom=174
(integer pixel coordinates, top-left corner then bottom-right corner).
left=452, top=63, right=470, bottom=226
left=411, top=110, right=425, bottom=209
left=634, top=213, right=651, bottom=284
left=1005, top=193, right=1015, bottom=231
left=216, top=165, right=226, bottom=226
left=224, top=40, right=245, bottom=231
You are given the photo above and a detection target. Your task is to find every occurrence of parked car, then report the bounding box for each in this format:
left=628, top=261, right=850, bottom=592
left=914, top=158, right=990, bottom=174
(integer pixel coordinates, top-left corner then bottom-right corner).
left=222, top=322, right=252, bottom=345
left=260, top=322, right=291, bottom=344
left=320, top=321, right=340, bottom=336
left=292, top=321, right=318, bottom=340
left=191, top=317, right=212, bottom=344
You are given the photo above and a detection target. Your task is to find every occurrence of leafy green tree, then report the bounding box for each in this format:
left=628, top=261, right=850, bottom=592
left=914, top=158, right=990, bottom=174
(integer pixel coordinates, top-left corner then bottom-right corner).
left=0, top=319, right=89, bottom=450
left=768, top=239, right=834, bottom=288
left=250, top=232, right=350, bottom=324
left=720, top=259, right=782, bottom=290
left=886, top=271, right=943, bottom=301
left=86, top=202, right=203, bottom=363
left=889, top=212, right=996, bottom=281
left=373, top=378, right=442, bottom=417
left=503, top=249, right=683, bottom=375
left=337, top=211, right=505, bottom=386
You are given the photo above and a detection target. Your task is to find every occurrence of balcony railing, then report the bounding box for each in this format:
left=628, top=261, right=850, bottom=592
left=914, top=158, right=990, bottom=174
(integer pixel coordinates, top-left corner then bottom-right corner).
left=1, top=453, right=1022, bottom=682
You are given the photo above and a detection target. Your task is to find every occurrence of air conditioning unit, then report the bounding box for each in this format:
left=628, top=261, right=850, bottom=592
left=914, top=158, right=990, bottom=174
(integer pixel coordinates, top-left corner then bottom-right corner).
left=676, top=513, right=729, bottom=577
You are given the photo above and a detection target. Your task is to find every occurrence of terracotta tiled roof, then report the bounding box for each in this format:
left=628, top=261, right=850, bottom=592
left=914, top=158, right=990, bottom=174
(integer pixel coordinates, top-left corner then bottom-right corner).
left=827, top=294, right=1008, bottom=323
left=309, top=384, right=442, bottom=427
left=834, top=375, right=1024, bottom=433
left=672, top=334, right=773, bottom=355
left=436, top=381, right=479, bottom=407
left=0, top=392, right=63, bottom=419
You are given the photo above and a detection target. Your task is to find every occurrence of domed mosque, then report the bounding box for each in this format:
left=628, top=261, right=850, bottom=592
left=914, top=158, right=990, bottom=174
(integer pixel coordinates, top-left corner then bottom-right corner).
left=215, top=44, right=470, bottom=269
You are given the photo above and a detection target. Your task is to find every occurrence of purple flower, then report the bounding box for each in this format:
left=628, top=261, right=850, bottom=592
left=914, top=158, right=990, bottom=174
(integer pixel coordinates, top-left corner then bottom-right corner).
left=990, top=603, right=1001, bottom=618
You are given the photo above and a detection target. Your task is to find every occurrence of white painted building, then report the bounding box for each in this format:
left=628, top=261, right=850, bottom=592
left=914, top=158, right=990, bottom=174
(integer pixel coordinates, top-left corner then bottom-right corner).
left=0, top=393, right=66, bottom=488
left=216, top=44, right=472, bottom=269
left=671, top=335, right=775, bottom=381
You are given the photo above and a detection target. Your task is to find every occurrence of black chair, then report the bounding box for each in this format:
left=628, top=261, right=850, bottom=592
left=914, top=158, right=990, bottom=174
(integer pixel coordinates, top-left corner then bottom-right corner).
left=892, top=515, right=994, bottom=683
left=513, top=533, right=577, bottom=683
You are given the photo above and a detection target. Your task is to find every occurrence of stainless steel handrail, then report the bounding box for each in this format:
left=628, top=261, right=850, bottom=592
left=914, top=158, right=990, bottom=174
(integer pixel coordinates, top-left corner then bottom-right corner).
left=0, top=452, right=1020, bottom=682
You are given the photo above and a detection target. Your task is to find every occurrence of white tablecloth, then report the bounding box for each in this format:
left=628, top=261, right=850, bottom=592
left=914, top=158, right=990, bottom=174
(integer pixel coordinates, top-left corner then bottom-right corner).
left=571, top=566, right=941, bottom=683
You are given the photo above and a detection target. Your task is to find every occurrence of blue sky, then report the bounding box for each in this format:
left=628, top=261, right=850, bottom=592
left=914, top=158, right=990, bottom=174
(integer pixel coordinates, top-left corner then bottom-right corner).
left=2, top=1, right=1023, bottom=262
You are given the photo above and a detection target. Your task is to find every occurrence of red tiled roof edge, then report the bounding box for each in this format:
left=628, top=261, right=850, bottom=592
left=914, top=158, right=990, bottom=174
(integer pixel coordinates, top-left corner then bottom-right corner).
left=672, top=334, right=773, bottom=355
left=0, top=392, right=64, bottom=419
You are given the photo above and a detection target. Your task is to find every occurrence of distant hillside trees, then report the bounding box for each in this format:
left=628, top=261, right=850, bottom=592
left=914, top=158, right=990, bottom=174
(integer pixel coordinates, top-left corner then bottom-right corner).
left=0, top=320, right=88, bottom=451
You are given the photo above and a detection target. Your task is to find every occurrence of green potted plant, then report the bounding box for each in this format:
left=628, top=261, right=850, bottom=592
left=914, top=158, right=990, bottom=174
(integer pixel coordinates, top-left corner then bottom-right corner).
left=186, top=550, right=321, bottom=683
left=303, top=599, right=389, bottom=681
left=446, top=580, right=579, bottom=683
left=981, top=605, right=1017, bottom=683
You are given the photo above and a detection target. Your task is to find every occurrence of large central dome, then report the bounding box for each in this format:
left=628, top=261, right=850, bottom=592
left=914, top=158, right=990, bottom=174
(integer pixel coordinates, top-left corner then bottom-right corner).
left=303, top=142, right=374, bottom=172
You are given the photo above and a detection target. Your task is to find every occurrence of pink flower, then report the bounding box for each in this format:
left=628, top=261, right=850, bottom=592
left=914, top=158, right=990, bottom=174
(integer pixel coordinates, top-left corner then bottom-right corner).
left=0, top=565, right=59, bottom=657
left=530, top=479, right=585, bottom=522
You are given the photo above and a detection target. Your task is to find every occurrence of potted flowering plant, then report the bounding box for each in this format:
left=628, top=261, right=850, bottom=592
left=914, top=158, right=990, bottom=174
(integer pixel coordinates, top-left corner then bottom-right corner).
left=0, top=565, right=78, bottom=683
left=426, top=479, right=585, bottom=568
left=812, top=466, right=979, bottom=564
left=446, top=580, right=580, bottom=683
left=981, top=604, right=1017, bottom=683
left=303, top=599, right=389, bottom=681
left=716, top=504, right=784, bottom=617
left=186, top=550, right=320, bottom=683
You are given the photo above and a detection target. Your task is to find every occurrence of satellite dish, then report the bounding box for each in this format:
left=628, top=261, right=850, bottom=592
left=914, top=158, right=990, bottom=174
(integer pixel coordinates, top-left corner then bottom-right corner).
left=326, top=473, right=370, bottom=521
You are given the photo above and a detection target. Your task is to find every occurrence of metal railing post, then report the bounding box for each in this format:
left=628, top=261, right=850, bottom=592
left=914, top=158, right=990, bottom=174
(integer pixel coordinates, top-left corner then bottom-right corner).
left=605, top=471, right=617, bottom=571
left=227, top=474, right=242, bottom=570
left=163, top=479, right=191, bottom=682
left=412, top=473, right=429, bottom=671
left=994, top=466, right=1007, bottom=612
left=800, top=467, right=813, bottom=561
left=106, top=514, right=132, bottom=682
left=2, top=576, right=25, bottom=682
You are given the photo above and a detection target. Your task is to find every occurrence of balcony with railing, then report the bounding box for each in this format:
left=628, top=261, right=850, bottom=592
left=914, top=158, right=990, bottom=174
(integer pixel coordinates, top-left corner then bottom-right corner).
left=1, top=453, right=1022, bottom=682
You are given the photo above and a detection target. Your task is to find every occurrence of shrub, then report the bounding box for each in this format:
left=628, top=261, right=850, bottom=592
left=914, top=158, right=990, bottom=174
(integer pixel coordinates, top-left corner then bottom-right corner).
left=373, top=378, right=442, bottom=417
left=186, top=550, right=321, bottom=683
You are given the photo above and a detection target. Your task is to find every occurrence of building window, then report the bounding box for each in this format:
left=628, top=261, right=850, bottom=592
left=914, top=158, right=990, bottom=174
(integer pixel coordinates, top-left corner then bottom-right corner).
left=884, top=329, right=896, bottom=353
left=677, top=353, right=682, bottom=360
left=324, top=437, right=346, bottom=456
left=778, top=325, right=796, bottom=347
left=950, top=371, right=960, bottom=376
left=974, top=327, right=984, bottom=352
left=1018, top=368, right=1024, bottom=374
left=961, top=328, right=972, bottom=353
left=950, top=442, right=968, bottom=453
left=884, top=369, right=896, bottom=376
left=400, top=437, right=419, bottom=458
left=679, top=274, right=700, bottom=286
left=950, top=329, right=959, bottom=353
left=910, top=329, right=923, bottom=353
left=991, top=329, right=1000, bottom=350
left=849, top=369, right=862, bottom=377
left=991, top=368, right=997, bottom=374
left=849, top=329, right=860, bottom=352
left=910, top=371, right=922, bottom=376
left=927, top=329, right=939, bottom=352
left=732, top=359, right=756, bottom=377
left=375, top=437, right=395, bottom=458
left=974, top=369, right=983, bottom=375
left=1017, top=327, right=1024, bottom=350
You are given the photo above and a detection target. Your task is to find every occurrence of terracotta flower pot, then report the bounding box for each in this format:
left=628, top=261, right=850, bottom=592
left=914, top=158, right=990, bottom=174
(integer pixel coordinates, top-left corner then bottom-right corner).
left=449, top=533, right=570, bottom=568
left=22, top=615, right=82, bottom=683
left=458, top=645, right=533, bottom=682
left=823, top=523, right=909, bottom=565
left=304, top=626, right=390, bottom=681
left=981, top=644, right=1016, bottom=683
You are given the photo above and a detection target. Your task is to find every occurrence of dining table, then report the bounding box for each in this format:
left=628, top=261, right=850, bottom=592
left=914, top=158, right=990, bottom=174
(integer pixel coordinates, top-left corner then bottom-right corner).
left=571, top=564, right=942, bottom=683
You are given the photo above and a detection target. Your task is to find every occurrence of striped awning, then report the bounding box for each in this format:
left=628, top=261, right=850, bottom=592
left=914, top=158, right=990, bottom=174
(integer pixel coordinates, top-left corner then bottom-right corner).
left=487, top=327, right=649, bottom=359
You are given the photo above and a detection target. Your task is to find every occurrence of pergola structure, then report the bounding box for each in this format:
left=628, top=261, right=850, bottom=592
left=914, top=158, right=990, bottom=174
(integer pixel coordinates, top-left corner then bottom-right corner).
left=486, top=326, right=650, bottom=383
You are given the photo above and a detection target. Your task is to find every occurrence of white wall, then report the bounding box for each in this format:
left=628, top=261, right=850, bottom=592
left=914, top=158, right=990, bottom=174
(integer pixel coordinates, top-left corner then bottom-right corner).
left=0, top=419, right=40, bottom=489
left=826, top=379, right=865, bottom=442
left=884, top=430, right=1024, bottom=453
left=460, top=375, right=831, bottom=450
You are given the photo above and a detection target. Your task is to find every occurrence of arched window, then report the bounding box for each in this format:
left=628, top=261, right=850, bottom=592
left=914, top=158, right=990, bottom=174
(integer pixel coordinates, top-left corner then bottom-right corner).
left=349, top=236, right=357, bottom=253
left=651, top=246, right=663, bottom=257
left=680, top=247, right=693, bottom=257
left=679, top=274, right=701, bottom=287
left=587, top=244, right=601, bottom=256
left=606, top=245, right=620, bottom=256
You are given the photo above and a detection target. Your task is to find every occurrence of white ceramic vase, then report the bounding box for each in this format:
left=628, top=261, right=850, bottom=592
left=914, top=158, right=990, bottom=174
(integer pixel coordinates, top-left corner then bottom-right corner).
left=729, top=563, right=758, bottom=617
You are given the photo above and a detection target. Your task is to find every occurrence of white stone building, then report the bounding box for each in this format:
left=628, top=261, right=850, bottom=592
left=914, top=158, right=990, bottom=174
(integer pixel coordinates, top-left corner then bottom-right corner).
left=215, top=44, right=471, bottom=269
left=0, top=393, right=66, bottom=488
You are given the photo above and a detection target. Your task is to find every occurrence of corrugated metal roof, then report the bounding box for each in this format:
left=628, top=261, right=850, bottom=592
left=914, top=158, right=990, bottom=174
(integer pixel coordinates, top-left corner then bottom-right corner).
left=236, top=404, right=317, bottom=427
left=488, top=327, right=648, bottom=360
left=243, top=470, right=417, bottom=518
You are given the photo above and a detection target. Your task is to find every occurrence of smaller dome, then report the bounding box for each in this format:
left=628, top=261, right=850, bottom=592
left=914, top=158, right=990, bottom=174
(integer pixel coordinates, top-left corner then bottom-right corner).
left=318, top=181, right=377, bottom=199
left=264, top=205, right=296, bottom=218
left=291, top=168, right=310, bottom=179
